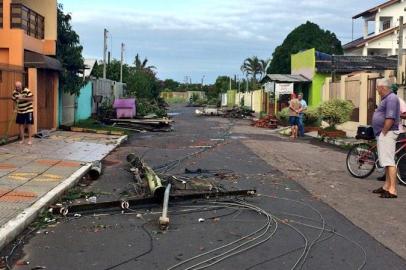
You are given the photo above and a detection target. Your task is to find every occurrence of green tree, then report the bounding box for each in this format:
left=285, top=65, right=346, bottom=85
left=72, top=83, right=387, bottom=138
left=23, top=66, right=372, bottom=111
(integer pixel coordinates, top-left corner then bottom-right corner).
left=91, top=59, right=131, bottom=82
left=240, top=56, right=268, bottom=84
left=215, top=76, right=232, bottom=93
left=126, top=69, right=159, bottom=99
left=160, top=79, right=180, bottom=91
left=134, top=54, right=156, bottom=73
left=91, top=56, right=160, bottom=99
left=57, top=4, right=85, bottom=95
left=268, top=21, right=343, bottom=74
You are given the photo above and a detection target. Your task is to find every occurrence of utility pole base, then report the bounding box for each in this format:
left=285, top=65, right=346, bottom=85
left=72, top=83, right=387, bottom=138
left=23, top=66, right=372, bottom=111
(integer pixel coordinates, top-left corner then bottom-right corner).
left=159, top=217, right=170, bottom=230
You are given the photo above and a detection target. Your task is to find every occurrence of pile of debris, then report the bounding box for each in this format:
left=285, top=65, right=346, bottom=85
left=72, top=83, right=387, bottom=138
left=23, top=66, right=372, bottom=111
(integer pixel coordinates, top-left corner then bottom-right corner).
left=223, top=107, right=255, bottom=119
left=51, top=154, right=256, bottom=232
left=195, top=106, right=255, bottom=119
left=252, top=115, right=278, bottom=129
left=195, top=106, right=224, bottom=116
left=107, top=117, right=174, bottom=132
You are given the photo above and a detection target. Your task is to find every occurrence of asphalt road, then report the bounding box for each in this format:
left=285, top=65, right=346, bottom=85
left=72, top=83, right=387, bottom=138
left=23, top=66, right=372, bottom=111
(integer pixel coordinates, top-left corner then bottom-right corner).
left=4, top=105, right=406, bottom=270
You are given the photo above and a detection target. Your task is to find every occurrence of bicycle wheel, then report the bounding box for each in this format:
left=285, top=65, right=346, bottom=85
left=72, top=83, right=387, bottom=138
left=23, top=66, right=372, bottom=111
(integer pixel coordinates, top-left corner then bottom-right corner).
left=346, top=143, right=377, bottom=178
left=396, top=152, right=406, bottom=185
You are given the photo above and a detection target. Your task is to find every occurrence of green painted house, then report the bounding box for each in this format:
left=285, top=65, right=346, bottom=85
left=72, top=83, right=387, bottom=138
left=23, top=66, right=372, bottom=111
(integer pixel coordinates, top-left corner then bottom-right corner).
left=291, top=48, right=332, bottom=107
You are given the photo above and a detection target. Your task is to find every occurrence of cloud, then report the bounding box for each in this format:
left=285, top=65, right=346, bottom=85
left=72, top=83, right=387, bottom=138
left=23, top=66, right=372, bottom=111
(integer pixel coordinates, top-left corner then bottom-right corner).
left=60, top=0, right=384, bottom=82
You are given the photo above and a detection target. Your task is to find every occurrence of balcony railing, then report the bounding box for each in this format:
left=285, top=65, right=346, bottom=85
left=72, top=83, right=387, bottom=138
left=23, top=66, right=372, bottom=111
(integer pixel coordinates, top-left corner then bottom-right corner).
left=10, top=3, right=44, bottom=39
left=0, top=1, right=3, bottom=28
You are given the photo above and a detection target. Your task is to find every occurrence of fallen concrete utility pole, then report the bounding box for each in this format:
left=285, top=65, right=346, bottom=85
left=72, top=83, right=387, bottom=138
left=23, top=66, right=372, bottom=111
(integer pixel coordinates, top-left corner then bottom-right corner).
left=127, top=153, right=166, bottom=200
left=88, top=161, right=103, bottom=180
left=51, top=189, right=257, bottom=216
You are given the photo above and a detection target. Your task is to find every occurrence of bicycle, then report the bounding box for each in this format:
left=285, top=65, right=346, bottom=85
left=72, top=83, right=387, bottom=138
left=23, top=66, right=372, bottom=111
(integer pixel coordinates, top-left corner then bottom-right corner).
left=346, top=135, right=406, bottom=185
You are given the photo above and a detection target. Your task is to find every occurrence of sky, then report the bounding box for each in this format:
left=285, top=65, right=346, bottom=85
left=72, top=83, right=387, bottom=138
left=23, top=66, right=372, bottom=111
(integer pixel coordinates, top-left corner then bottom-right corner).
left=59, top=0, right=385, bottom=83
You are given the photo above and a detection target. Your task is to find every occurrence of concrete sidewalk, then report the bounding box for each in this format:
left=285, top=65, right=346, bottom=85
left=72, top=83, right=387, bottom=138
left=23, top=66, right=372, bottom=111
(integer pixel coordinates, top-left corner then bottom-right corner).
left=228, top=121, right=406, bottom=260
left=0, top=131, right=127, bottom=250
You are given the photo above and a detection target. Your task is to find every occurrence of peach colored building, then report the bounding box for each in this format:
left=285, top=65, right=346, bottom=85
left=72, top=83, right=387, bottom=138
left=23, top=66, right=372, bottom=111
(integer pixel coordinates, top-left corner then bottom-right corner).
left=0, top=0, right=61, bottom=138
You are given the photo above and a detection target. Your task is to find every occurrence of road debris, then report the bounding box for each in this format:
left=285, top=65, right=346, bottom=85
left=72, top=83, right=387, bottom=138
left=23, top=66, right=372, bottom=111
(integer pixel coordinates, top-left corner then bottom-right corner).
left=251, top=115, right=278, bottom=129
left=195, top=106, right=254, bottom=119
left=87, top=196, right=97, bottom=203
left=107, top=118, right=174, bottom=132
left=223, top=107, right=254, bottom=119
left=195, top=106, right=224, bottom=116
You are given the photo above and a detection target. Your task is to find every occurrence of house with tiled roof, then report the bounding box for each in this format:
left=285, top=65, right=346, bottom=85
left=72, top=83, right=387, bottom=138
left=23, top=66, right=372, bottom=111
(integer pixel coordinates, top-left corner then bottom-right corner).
left=344, top=0, right=406, bottom=56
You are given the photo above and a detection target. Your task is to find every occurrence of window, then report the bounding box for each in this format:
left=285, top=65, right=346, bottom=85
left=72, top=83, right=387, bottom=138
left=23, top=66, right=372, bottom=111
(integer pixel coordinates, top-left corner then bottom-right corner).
left=383, top=20, right=391, bottom=31
left=10, top=3, right=44, bottom=39
left=0, top=1, right=3, bottom=28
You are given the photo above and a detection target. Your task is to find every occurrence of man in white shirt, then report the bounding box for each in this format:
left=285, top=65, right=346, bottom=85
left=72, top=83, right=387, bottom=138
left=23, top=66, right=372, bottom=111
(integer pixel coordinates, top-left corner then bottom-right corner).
left=297, top=93, right=307, bottom=137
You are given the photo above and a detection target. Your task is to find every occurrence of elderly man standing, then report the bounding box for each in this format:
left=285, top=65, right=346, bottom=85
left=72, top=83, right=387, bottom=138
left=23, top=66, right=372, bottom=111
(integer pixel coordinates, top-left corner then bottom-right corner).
left=372, top=78, right=400, bottom=198
left=11, top=81, right=34, bottom=145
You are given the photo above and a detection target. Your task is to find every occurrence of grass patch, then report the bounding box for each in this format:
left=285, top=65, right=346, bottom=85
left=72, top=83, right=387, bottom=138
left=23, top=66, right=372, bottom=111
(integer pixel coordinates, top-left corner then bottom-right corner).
left=74, top=119, right=129, bottom=134
left=62, top=187, right=98, bottom=201
left=165, top=97, right=187, bottom=104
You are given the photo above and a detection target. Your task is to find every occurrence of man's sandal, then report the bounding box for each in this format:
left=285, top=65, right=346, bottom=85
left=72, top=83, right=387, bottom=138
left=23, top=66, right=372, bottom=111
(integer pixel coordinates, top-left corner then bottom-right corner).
left=372, top=187, right=386, bottom=194
left=380, top=191, right=398, bottom=199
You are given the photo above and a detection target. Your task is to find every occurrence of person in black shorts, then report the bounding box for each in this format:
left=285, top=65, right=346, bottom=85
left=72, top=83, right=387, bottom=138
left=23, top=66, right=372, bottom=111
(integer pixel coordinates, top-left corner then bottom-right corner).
left=11, top=81, right=34, bottom=145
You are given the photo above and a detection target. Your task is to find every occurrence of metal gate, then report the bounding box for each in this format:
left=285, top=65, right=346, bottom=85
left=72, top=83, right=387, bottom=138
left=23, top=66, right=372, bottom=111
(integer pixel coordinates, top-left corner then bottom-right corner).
left=61, top=91, right=75, bottom=126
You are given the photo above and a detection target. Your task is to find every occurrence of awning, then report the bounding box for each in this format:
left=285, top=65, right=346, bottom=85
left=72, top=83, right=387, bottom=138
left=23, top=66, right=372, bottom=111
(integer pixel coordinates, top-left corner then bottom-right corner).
left=261, top=74, right=310, bottom=84
left=24, top=50, right=63, bottom=71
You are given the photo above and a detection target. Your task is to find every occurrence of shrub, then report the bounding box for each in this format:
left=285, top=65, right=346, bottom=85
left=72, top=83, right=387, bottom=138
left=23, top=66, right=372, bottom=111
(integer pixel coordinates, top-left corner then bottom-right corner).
left=207, top=98, right=221, bottom=107
left=137, top=98, right=167, bottom=118
left=318, top=99, right=354, bottom=129
left=303, top=107, right=320, bottom=126
left=166, top=96, right=186, bottom=104
left=191, top=93, right=200, bottom=103
left=277, top=107, right=290, bottom=125
left=98, top=98, right=115, bottom=120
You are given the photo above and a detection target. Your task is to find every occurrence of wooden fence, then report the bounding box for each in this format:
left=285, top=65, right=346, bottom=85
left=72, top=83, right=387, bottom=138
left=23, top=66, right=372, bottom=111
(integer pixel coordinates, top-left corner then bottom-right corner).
left=345, top=79, right=360, bottom=122
left=328, top=82, right=341, bottom=100
left=0, top=65, right=25, bottom=139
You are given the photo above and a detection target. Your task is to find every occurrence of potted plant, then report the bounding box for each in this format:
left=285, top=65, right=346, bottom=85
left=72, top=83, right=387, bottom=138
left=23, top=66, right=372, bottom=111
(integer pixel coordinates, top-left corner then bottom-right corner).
left=318, top=99, right=354, bottom=138
left=303, top=107, right=321, bottom=132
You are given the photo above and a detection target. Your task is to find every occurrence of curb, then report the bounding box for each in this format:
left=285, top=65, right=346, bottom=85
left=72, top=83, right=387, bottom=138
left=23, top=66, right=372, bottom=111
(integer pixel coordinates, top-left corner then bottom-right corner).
left=0, top=134, right=128, bottom=251
left=0, top=164, right=91, bottom=250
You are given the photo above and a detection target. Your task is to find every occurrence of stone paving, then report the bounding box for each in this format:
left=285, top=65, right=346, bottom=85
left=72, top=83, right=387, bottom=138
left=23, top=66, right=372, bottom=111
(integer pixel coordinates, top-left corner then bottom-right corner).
left=0, top=131, right=126, bottom=247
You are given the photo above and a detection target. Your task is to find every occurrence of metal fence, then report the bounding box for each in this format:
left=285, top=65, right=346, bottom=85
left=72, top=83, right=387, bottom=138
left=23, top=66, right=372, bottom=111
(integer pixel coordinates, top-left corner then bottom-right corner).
left=92, top=78, right=126, bottom=113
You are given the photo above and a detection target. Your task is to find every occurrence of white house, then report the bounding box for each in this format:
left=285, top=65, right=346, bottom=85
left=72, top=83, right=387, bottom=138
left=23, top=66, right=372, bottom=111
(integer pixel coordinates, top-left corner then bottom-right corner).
left=344, top=0, right=406, bottom=56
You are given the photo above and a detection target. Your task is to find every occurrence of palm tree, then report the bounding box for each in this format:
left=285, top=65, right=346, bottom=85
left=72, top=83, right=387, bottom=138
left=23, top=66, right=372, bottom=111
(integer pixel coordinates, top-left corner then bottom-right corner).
left=134, top=54, right=156, bottom=72
left=260, top=58, right=271, bottom=76
left=240, top=56, right=269, bottom=84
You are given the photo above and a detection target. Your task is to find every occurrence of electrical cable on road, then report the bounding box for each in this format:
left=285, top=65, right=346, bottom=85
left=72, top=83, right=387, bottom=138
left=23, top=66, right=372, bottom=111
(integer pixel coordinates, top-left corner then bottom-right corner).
left=4, top=194, right=368, bottom=270
left=103, top=222, right=153, bottom=270
left=154, top=121, right=235, bottom=174
left=167, top=200, right=277, bottom=270
left=257, top=194, right=367, bottom=270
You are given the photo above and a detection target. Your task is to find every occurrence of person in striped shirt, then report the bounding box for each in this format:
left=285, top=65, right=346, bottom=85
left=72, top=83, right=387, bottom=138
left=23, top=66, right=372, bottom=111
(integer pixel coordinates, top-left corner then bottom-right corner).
left=11, top=81, right=34, bottom=145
